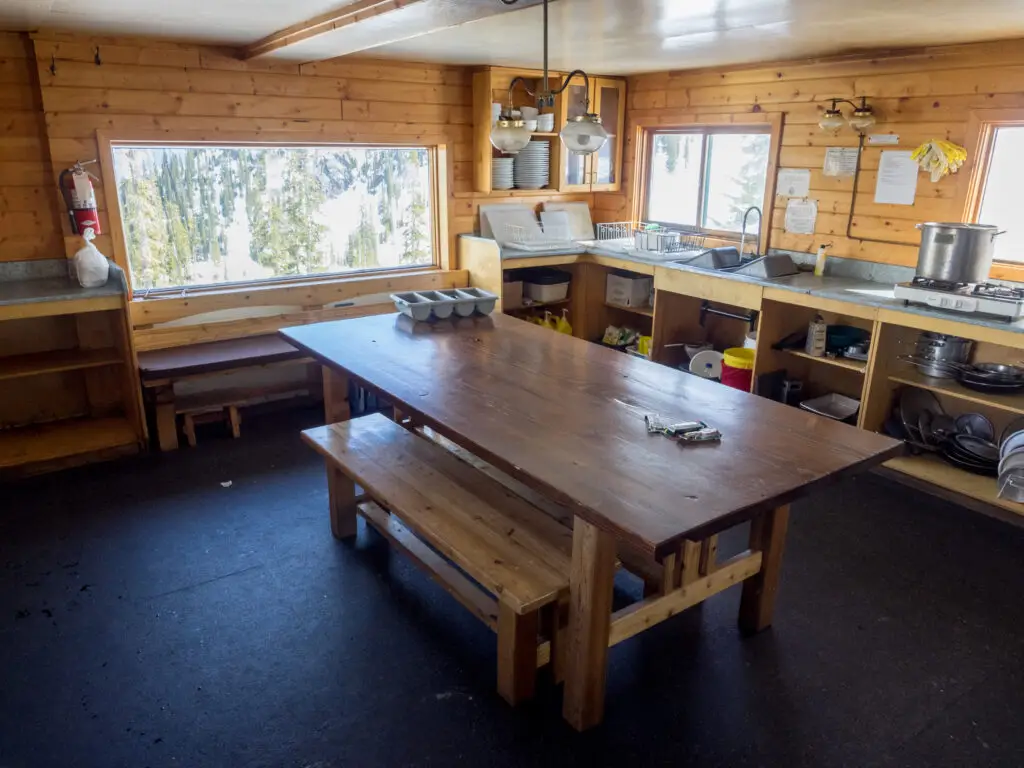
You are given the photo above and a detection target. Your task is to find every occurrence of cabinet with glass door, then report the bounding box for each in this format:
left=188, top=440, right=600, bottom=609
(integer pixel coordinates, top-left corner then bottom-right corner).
left=558, top=75, right=626, bottom=192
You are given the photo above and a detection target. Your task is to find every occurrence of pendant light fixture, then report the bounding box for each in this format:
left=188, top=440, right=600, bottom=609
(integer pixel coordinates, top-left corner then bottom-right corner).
left=818, top=97, right=877, bottom=133
left=489, top=0, right=608, bottom=156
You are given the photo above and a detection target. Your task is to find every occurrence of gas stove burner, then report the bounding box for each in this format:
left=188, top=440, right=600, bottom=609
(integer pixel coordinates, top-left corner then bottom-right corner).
left=972, top=282, right=1024, bottom=300
left=911, top=276, right=969, bottom=292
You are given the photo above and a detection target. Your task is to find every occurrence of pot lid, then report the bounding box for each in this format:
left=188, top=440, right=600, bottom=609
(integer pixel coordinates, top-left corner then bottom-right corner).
left=919, top=221, right=1001, bottom=231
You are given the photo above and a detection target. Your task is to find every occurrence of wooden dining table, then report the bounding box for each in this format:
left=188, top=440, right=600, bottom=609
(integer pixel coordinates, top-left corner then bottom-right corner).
left=281, top=312, right=903, bottom=730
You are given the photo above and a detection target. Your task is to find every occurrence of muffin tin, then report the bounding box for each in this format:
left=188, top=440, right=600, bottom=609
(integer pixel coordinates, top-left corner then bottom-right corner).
left=391, top=287, right=498, bottom=321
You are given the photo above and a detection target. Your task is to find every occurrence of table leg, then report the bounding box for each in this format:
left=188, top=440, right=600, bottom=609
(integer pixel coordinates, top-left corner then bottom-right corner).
left=739, top=504, right=790, bottom=635
left=323, top=367, right=356, bottom=540
left=562, top=516, right=617, bottom=731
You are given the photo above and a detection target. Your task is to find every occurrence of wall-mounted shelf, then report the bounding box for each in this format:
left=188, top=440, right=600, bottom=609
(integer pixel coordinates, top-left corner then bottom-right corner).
left=785, top=350, right=867, bottom=374
left=889, top=369, right=1024, bottom=416
left=0, top=347, right=123, bottom=382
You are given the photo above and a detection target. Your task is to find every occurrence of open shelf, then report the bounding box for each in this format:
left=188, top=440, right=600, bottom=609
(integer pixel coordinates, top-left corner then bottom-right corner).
left=604, top=302, right=654, bottom=318
left=889, top=369, right=1024, bottom=416
left=785, top=350, right=866, bottom=373
left=488, top=188, right=557, bottom=196
left=0, top=347, right=123, bottom=382
left=884, top=453, right=1023, bottom=516
left=507, top=297, right=571, bottom=311
left=0, top=417, right=137, bottom=470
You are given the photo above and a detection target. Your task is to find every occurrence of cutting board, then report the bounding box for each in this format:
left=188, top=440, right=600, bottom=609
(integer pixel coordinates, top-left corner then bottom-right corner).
left=479, top=204, right=543, bottom=244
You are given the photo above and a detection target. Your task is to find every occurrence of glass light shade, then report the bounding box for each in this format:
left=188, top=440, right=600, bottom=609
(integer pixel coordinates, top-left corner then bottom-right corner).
left=490, top=118, right=531, bottom=154
left=818, top=109, right=846, bottom=131
left=848, top=107, right=877, bottom=132
left=560, top=114, right=608, bottom=155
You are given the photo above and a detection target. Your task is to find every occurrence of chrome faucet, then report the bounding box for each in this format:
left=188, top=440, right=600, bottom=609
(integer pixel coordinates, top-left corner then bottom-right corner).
left=738, top=206, right=762, bottom=259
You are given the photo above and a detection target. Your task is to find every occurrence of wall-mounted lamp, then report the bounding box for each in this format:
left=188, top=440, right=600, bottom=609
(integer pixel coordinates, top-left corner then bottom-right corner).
left=818, top=97, right=876, bottom=133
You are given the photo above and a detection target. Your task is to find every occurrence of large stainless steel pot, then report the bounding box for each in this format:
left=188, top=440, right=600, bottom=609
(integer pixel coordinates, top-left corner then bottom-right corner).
left=914, top=331, right=972, bottom=378
left=915, top=222, right=1004, bottom=285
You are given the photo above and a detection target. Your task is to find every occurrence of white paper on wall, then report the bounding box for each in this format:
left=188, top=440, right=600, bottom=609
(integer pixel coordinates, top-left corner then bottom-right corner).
left=874, top=150, right=919, bottom=205
left=777, top=169, right=811, bottom=197
left=784, top=199, right=818, bottom=235
left=823, top=147, right=859, bottom=177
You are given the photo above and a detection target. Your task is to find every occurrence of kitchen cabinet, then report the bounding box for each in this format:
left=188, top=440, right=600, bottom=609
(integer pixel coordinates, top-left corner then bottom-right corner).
left=558, top=75, right=626, bottom=193
left=472, top=66, right=565, bottom=196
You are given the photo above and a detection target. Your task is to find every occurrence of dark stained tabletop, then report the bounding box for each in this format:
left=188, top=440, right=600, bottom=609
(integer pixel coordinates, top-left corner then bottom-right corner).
left=282, top=313, right=904, bottom=557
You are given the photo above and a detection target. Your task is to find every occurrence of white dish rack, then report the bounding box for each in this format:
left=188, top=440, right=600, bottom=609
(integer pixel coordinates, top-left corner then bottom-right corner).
left=596, top=221, right=707, bottom=256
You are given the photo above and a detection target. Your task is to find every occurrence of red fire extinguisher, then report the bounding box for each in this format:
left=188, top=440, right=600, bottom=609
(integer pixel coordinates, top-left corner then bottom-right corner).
left=58, top=160, right=102, bottom=238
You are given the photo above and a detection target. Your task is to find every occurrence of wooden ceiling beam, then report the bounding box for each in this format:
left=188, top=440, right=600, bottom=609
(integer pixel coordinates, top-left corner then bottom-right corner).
left=242, top=0, right=417, bottom=59
left=242, top=0, right=552, bottom=62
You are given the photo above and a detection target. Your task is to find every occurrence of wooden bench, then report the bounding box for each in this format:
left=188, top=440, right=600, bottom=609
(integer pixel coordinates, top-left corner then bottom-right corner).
left=302, top=413, right=573, bottom=705
left=138, top=335, right=313, bottom=450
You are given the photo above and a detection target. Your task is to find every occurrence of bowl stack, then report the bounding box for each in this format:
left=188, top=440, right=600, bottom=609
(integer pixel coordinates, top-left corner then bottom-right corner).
left=513, top=139, right=550, bottom=190
left=492, top=157, right=513, bottom=190
left=537, top=113, right=555, bottom=132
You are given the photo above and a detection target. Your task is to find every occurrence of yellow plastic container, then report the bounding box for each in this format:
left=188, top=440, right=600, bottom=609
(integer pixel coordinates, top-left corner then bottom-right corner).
left=723, top=348, right=755, bottom=370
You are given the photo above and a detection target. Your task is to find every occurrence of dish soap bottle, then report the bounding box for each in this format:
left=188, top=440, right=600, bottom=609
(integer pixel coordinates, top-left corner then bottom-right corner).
left=813, top=242, right=833, bottom=277
left=806, top=313, right=827, bottom=357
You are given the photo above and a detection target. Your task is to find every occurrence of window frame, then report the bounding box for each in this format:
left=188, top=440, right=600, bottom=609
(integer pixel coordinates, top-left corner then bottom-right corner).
left=960, top=109, right=1024, bottom=280
left=97, top=131, right=450, bottom=300
left=632, top=114, right=783, bottom=257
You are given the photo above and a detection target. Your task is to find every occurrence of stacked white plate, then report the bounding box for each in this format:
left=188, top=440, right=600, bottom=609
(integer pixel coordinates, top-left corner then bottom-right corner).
left=492, top=157, right=514, bottom=190
left=513, top=139, right=550, bottom=190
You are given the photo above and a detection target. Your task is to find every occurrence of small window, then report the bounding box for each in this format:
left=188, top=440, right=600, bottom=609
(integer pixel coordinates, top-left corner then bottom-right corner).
left=111, top=144, right=435, bottom=292
left=644, top=129, right=771, bottom=236
left=975, top=126, right=1024, bottom=263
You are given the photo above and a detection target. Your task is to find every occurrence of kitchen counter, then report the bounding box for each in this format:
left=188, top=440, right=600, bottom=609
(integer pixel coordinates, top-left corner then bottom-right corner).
left=486, top=237, right=1024, bottom=337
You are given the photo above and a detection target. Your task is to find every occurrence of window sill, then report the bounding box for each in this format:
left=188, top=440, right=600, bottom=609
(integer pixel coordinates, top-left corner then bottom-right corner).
left=989, top=263, right=1024, bottom=284
left=130, top=266, right=446, bottom=302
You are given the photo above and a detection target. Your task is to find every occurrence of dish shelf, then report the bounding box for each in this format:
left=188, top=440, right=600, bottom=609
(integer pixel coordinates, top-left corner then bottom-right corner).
left=0, top=347, right=123, bottom=382
left=785, top=350, right=866, bottom=373
left=884, top=453, right=1022, bottom=516
left=604, top=302, right=654, bottom=318
left=889, top=369, right=1024, bottom=416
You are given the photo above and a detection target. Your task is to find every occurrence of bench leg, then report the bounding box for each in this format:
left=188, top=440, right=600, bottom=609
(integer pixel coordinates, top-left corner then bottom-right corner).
left=182, top=414, right=197, bottom=448
left=154, top=388, right=179, bottom=451
left=739, top=504, right=790, bottom=635
left=228, top=405, right=241, bottom=439
left=497, top=601, right=539, bottom=706
left=563, top=516, right=617, bottom=731
left=322, top=367, right=357, bottom=539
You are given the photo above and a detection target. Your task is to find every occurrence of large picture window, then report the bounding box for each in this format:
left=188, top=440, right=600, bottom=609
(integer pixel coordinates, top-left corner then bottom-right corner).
left=644, top=129, right=771, bottom=236
left=973, top=125, right=1024, bottom=264
left=111, top=144, right=435, bottom=291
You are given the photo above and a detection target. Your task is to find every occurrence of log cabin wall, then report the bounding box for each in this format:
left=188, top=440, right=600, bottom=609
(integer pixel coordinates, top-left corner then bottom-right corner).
left=0, top=33, right=64, bottom=264
left=27, top=31, right=591, bottom=268
left=593, top=38, right=1024, bottom=272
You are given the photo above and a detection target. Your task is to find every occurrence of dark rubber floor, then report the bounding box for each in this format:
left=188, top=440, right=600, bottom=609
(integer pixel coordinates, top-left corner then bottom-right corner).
left=2, top=407, right=1023, bottom=768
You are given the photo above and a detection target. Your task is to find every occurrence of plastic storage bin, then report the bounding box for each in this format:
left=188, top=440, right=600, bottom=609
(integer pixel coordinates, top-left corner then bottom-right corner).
left=606, top=271, right=653, bottom=307
left=522, top=268, right=571, bottom=303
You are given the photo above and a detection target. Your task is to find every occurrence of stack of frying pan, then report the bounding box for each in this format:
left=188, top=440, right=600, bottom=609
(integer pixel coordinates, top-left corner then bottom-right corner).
left=957, top=363, right=1024, bottom=394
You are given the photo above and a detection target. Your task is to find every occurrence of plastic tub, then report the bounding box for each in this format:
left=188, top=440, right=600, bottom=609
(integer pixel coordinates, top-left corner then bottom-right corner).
left=522, top=269, right=571, bottom=303
left=721, top=347, right=755, bottom=391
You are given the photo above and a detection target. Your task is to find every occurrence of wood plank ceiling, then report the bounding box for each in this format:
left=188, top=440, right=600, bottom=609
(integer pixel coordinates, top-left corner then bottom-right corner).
left=5, top=0, right=1024, bottom=70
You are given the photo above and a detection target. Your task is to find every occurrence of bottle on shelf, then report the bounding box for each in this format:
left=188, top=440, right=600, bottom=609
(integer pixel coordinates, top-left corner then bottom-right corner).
left=806, top=314, right=827, bottom=357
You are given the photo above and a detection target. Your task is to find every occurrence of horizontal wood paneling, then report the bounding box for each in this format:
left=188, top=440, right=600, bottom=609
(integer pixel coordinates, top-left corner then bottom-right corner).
left=597, top=38, right=1024, bottom=270
left=0, top=32, right=62, bottom=263
left=33, top=32, right=584, bottom=273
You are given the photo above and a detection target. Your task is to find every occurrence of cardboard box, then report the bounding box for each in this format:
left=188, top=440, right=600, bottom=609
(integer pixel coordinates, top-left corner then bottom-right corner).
left=503, top=279, right=523, bottom=309
left=606, top=272, right=653, bottom=308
